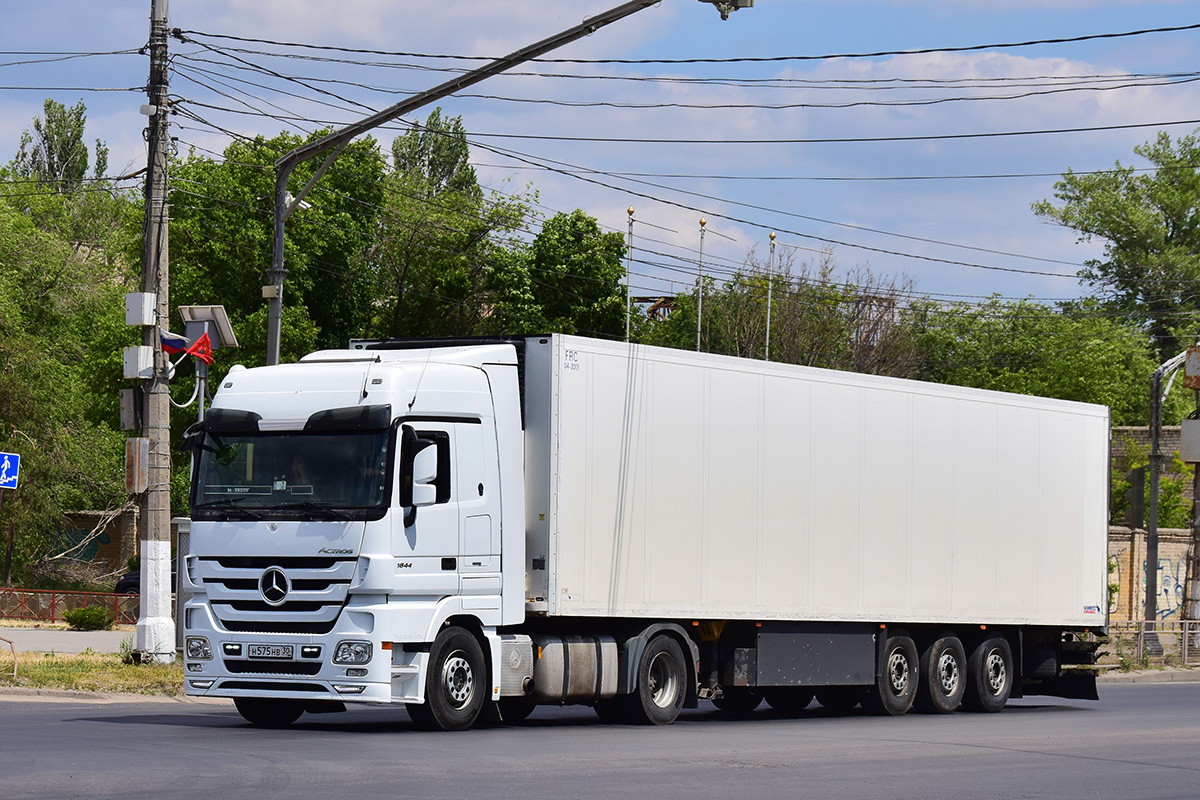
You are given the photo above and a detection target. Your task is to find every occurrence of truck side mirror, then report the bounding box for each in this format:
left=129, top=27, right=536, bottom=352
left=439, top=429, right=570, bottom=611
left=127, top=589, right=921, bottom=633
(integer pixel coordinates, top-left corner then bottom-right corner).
left=399, top=426, right=440, bottom=526
left=410, top=442, right=438, bottom=507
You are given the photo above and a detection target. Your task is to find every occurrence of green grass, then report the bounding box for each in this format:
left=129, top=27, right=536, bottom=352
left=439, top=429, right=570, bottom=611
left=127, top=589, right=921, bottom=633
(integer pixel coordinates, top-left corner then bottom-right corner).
left=0, top=647, right=184, bottom=695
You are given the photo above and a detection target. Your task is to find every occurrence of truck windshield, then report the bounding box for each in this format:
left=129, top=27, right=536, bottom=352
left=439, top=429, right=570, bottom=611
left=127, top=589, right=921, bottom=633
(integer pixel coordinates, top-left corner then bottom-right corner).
left=190, top=430, right=390, bottom=519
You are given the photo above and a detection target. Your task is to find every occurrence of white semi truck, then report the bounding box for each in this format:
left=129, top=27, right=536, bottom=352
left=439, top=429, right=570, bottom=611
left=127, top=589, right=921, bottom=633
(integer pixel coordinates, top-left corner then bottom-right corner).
left=181, top=335, right=1109, bottom=730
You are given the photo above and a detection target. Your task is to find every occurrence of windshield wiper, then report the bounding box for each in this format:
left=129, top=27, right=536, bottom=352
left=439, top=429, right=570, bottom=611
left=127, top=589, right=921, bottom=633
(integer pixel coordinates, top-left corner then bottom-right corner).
left=274, top=501, right=354, bottom=520
left=194, top=499, right=263, bottom=519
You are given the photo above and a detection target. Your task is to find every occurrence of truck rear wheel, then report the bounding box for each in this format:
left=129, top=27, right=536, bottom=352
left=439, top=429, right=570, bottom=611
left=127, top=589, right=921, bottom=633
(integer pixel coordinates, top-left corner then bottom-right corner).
left=412, top=626, right=486, bottom=731
left=234, top=697, right=304, bottom=728
left=915, top=635, right=966, bottom=714
left=964, top=637, right=1013, bottom=713
left=622, top=634, right=687, bottom=725
left=711, top=688, right=762, bottom=714
left=814, top=686, right=860, bottom=711
left=763, top=687, right=814, bottom=714
left=862, top=630, right=918, bottom=716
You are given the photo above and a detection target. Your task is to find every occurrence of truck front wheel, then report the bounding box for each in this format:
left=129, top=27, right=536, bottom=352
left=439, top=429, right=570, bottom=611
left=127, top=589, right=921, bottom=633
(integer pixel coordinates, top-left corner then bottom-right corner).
left=622, top=634, right=687, bottom=725
left=411, top=626, right=486, bottom=731
left=234, top=697, right=304, bottom=728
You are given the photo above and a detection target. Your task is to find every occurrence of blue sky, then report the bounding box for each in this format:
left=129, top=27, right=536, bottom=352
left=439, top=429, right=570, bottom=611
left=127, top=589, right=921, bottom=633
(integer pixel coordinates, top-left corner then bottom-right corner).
left=2, top=0, right=1198, bottom=307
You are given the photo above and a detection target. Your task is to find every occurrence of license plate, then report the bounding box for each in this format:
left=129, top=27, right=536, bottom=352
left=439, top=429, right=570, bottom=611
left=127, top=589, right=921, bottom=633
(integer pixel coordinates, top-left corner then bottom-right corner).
left=248, top=644, right=293, bottom=659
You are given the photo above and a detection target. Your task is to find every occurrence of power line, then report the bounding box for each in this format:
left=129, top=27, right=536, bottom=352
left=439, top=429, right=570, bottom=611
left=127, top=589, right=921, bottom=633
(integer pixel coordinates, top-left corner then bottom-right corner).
left=175, top=21, right=1200, bottom=65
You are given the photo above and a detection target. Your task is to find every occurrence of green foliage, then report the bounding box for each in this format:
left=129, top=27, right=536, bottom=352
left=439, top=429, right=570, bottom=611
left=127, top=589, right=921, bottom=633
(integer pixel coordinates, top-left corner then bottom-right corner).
left=62, top=606, right=115, bottom=632
left=1111, top=440, right=1194, bottom=528
left=914, top=297, right=1156, bottom=424
left=1033, top=129, right=1200, bottom=358
left=169, top=130, right=386, bottom=358
left=12, top=99, right=100, bottom=190
left=525, top=209, right=627, bottom=337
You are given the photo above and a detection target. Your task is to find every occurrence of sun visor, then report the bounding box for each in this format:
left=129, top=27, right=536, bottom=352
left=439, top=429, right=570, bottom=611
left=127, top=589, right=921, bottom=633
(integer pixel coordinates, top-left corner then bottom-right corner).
left=304, top=404, right=392, bottom=432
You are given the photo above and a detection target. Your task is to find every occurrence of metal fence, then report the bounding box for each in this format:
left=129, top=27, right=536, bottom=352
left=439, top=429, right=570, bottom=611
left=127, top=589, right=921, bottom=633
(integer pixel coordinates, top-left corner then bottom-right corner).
left=0, top=587, right=142, bottom=625
left=1107, top=620, right=1200, bottom=667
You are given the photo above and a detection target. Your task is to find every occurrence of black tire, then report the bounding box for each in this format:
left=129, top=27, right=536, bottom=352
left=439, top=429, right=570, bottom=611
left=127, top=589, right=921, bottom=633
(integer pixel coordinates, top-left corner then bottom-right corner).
left=964, top=637, right=1013, bottom=713
left=234, top=697, right=304, bottom=728
left=861, top=630, right=918, bottom=716
left=621, top=634, right=688, bottom=725
left=711, top=688, right=762, bottom=714
left=763, top=687, right=814, bottom=714
left=915, top=635, right=967, bottom=714
left=593, top=697, right=629, bottom=724
left=814, top=686, right=861, bottom=711
left=496, top=698, right=536, bottom=724
left=415, top=626, right=487, bottom=731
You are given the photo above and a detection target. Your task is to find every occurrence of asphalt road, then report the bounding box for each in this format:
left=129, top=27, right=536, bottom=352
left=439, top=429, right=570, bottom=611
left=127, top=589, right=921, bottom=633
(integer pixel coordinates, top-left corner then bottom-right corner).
left=1, top=684, right=1197, bottom=800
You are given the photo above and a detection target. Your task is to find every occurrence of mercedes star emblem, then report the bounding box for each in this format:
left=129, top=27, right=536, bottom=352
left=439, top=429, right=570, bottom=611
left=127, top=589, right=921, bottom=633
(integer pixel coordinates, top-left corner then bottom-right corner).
left=259, top=567, right=290, bottom=606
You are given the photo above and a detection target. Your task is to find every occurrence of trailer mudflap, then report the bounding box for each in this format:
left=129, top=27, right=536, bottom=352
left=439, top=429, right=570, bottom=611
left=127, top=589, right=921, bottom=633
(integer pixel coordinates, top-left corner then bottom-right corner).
left=1021, top=672, right=1099, bottom=701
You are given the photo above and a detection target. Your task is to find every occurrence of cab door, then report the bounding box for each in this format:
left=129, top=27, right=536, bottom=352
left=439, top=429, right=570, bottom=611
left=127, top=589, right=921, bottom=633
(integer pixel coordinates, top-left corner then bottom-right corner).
left=390, top=422, right=458, bottom=596
left=454, top=420, right=502, bottom=606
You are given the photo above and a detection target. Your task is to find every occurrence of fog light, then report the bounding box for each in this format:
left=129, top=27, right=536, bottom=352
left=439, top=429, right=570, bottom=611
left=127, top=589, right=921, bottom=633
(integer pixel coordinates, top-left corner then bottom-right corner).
left=186, top=637, right=213, bottom=660
left=301, top=646, right=321, bottom=658
left=345, top=668, right=368, bottom=677
left=189, top=679, right=215, bottom=689
left=187, top=663, right=204, bottom=672
left=223, top=643, right=242, bottom=656
left=333, top=640, right=372, bottom=664
left=333, top=684, right=366, bottom=694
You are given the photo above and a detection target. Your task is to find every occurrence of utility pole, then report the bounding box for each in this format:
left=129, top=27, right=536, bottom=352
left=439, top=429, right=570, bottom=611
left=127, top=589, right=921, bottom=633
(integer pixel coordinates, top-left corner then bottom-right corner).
left=625, top=206, right=635, bottom=343
left=137, top=0, right=175, bottom=664
left=765, top=231, right=775, bottom=361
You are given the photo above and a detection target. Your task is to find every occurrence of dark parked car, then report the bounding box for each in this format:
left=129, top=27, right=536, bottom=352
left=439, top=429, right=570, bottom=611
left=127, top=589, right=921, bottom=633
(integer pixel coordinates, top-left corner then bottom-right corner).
left=114, top=569, right=176, bottom=595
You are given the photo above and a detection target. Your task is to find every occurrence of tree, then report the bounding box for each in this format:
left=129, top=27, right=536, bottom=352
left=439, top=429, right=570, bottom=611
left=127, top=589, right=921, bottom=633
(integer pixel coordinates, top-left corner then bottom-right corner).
left=644, top=249, right=923, bottom=378
left=1033, top=129, right=1200, bottom=358
left=913, top=297, right=1159, bottom=425
left=12, top=99, right=106, bottom=190
left=169, top=130, right=388, bottom=360
left=365, top=109, right=533, bottom=338
left=525, top=210, right=627, bottom=338
left=0, top=204, right=128, bottom=585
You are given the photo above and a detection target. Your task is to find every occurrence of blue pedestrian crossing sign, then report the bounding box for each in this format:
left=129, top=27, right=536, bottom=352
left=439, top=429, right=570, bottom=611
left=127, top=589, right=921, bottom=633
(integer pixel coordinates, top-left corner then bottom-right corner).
left=0, top=451, right=20, bottom=490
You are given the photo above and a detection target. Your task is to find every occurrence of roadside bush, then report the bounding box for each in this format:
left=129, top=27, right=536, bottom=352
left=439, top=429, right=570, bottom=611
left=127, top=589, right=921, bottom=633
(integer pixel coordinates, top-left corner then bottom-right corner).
left=63, top=605, right=115, bottom=631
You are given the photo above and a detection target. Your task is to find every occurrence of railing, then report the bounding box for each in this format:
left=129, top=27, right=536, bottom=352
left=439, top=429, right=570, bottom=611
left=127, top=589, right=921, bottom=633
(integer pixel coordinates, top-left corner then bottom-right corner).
left=1107, top=620, right=1200, bottom=667
left=0, top=587, right=143, bottom=625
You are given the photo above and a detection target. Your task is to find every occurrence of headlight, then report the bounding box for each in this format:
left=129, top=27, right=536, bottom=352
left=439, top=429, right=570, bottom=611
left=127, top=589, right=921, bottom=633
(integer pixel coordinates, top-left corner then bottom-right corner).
left=333, top=640, right=372, bottom=664
left=186, top=637, right=213, bottom=660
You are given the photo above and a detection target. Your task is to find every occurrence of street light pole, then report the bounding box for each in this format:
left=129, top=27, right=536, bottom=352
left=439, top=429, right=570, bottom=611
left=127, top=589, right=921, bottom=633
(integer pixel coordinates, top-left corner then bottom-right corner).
left=264, top=1, right=752, bottom=364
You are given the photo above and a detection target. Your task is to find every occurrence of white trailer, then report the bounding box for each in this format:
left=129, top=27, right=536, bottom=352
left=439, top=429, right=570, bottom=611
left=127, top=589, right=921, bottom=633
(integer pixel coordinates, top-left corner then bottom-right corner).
left=181, top=335, right=1108, bottom=729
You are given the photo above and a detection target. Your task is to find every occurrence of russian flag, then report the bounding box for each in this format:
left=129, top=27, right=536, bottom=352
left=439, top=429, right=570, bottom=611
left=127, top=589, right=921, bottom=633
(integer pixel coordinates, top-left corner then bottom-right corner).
left=160, top=330, right=190, bottom=354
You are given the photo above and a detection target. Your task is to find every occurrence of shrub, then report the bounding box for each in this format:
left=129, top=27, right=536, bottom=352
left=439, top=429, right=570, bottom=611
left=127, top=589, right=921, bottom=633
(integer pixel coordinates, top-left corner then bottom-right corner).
left=63, top=605, right=115, bottom=631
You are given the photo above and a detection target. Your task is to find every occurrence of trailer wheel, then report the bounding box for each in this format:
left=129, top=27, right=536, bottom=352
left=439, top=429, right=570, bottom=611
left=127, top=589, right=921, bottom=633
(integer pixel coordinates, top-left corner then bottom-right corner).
left=763, top=688, right=814, bottom=714
left=915, top=635, right=967, bottom=714
left=622, top=634, right=687, bottom=725
left=413, top=626, right=486, bottom=731
left=711, top=688, right=762, bottom=714
left=234, top=697, right=304, bottom=728
left=814, top=686, right=860, bottom=711
left=964, top=637, right=1013, bottom=713
left=862, top=630, right=918, bottom=716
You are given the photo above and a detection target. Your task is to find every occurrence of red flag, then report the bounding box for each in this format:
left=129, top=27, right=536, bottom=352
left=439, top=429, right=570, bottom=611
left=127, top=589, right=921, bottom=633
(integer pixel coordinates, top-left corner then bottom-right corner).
left=185, top=332, right=215, bottom=364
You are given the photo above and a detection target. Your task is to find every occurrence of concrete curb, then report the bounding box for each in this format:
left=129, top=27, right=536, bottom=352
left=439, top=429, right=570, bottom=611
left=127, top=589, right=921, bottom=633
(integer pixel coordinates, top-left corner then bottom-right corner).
left=0, top=686, right=229, bottom=704
left=1097, top=668, right=1200, bottom=684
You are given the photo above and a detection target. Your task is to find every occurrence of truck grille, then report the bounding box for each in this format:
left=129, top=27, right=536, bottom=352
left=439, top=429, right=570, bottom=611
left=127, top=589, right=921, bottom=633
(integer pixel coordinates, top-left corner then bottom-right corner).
left=196, top=556, right=356, bottom=634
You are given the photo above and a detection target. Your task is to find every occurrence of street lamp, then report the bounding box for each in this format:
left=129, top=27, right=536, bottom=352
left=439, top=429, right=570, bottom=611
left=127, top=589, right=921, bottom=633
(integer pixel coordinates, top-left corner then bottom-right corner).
left=265, top=0, right=755, bottom=365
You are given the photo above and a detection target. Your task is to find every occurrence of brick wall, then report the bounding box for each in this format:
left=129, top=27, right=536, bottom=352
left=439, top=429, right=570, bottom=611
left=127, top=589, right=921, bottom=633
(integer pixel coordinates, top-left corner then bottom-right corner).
left=1108, top=526, right=1195, bottom=621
